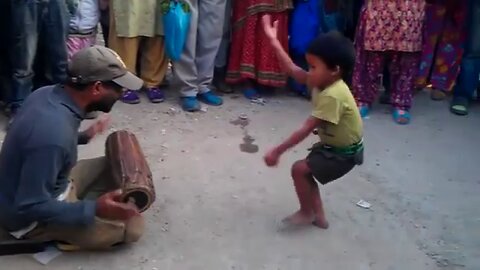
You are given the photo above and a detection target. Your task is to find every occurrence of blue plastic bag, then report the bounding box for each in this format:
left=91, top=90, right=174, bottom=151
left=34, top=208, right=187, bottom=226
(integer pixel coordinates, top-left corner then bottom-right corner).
left=289, top=0, right=320, bottom=56
left=288, top=0, right=344, bottom=97
left=162, top=0, right=191, bottom=61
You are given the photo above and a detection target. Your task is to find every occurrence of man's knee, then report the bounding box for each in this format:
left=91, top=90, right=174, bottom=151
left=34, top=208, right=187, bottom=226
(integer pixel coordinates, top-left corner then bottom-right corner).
left=124, top=215, right=145, bottom=243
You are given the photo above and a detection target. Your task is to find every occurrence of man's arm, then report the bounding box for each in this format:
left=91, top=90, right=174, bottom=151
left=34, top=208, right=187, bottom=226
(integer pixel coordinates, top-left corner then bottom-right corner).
left=15, top=146, right=96, bottom=227
left=78, top=116, right=111, bottom=145
left=98, top=0, right=108, bottom=10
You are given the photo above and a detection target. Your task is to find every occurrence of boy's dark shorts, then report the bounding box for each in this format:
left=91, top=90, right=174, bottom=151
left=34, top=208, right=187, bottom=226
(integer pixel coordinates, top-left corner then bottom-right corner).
left=306, top=144, right=363, bottom=185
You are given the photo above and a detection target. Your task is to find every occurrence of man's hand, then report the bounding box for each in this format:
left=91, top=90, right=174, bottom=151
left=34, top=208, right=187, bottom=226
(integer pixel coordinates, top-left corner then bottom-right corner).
left=262, top=15, right=279, bottom=42
left=98, top=0, right=109, bottom=10
left=85, top=114, right=111, bottom=140
left=96, top=190, right=139, bottom=220
left=264, top=148, right=281, bottom=167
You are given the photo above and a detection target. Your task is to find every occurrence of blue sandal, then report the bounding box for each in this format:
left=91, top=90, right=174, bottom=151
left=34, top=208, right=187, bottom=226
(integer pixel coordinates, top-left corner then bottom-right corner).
left=358, top=104, right=370, bottom=118
left=392, top=108, right=411, bottom=125
left=243, top=88, right=260, bottom=100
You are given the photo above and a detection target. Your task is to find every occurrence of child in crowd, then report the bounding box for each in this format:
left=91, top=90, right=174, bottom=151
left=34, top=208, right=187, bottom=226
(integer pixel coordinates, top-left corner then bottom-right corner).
left=262, top=16, right=363, bottom=228
left=66, top=0, right=100, bottom=61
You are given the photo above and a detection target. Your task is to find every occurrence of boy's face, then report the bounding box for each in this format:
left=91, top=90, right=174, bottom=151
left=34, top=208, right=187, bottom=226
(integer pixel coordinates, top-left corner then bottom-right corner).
left=305, top=53, right=339, bottom=90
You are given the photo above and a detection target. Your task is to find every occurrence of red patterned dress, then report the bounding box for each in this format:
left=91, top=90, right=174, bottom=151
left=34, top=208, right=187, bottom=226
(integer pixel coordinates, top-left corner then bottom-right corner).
left=226, top=0, right=293, bottom=87
left=352, top=0, right=426, bottom=110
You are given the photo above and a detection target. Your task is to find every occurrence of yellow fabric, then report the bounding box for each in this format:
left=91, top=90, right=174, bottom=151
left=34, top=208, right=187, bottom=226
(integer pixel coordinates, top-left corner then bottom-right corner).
left=311, top=80, right=363, bottom=147
left=109, top=5, right=169, bottom=88
left=112, top=0, right=164, bottom=37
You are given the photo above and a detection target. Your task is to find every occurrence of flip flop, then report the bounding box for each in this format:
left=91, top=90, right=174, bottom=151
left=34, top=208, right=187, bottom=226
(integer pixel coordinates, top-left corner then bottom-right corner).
left=431, top=89, right=447, bottom=101
left=450, top=96, right=469, bottom=116
left=392, top=108, right=411, bottom=125
left=56, top=242, right=82, bottom=252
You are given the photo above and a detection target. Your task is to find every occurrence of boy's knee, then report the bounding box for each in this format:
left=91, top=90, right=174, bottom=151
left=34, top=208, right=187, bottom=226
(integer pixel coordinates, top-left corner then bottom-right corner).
left=291, top=160, right=309, bottom=175
left=124, top=215, right=145, bottom=243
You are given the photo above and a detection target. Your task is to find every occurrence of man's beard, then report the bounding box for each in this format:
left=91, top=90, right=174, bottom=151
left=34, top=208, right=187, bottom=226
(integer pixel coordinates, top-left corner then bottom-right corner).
left=85, top=97, right=117, bottom=113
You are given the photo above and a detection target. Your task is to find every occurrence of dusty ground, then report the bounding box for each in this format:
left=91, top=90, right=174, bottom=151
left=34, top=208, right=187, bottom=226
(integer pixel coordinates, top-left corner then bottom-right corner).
left=0, top=90, right=479, bottom=270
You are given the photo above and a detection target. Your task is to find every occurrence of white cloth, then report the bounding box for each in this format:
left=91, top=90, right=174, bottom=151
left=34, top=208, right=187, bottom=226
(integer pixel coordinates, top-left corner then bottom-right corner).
left=69, top=0, right=100, bottom=34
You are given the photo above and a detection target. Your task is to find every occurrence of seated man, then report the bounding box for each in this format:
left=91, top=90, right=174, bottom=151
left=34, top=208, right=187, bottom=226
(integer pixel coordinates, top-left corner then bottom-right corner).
left=0, top=46, right=145, bottom=250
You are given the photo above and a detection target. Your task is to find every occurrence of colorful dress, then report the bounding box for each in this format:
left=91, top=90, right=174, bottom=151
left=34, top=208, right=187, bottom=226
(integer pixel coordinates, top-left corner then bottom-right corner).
left=226, top=0, right=293, bottom=87
left=416, top=0, right=468, bottom=92
left=352, top=0, right=425, bottom=110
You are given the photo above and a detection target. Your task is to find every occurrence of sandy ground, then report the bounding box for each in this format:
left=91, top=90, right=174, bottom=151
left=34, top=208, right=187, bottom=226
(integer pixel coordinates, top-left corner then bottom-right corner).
left=0, top=90, right=479, bottom=270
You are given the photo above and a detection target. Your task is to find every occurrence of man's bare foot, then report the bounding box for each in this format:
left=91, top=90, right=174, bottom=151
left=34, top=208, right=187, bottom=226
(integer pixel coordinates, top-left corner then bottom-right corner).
left=313, top=217, right=329, bottom=229
left=282, top=210, right=314, bottom=225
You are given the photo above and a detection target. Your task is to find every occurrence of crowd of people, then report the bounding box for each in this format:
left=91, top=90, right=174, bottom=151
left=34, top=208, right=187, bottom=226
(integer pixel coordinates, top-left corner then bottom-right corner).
left=0, top=0, right=479, bottom=125
left=0, top=0, right=479, bottom=252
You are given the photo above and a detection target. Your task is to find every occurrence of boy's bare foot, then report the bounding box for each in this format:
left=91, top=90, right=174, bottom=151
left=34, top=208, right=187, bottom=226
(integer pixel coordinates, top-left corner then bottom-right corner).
left=282, top=210, right=314, bottom=225
left=313, top=217, right=329, bottom=229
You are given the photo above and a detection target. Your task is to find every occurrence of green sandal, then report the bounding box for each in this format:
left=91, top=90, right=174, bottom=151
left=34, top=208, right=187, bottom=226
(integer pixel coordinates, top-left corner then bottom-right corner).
left=450, top=97, right=469, bottom=116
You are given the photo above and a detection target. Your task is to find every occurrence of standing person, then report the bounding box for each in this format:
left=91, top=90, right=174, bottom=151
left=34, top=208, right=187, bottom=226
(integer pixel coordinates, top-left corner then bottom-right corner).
left=263, top=16, right=363, bottom=228
left=450, top=0, right=480, bottom=116
left=0, top=46, right=145, bottom=250
left=352, top=0, right=425, bottom=125
left=226, top=0, right=293, bottom=100
left=416, top=0, right=468, bottom=101
left=108, top=0, right=169, bottom=104
left=213, top=0, right=233, bottom=94
left=66, top=0, right=101, bottom=61
left=173, top=0, right=227, bottom=112
left=9, top=0, right=69, bottom=120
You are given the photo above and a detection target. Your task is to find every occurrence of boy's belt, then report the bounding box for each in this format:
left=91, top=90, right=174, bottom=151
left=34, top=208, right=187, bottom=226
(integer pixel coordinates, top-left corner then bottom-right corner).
left=322, top=139, right=364, bottom=156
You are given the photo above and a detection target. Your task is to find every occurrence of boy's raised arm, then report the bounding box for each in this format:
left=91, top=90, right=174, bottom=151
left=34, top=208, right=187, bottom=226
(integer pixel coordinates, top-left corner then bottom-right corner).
left=262, top=15, right=308, bottom=85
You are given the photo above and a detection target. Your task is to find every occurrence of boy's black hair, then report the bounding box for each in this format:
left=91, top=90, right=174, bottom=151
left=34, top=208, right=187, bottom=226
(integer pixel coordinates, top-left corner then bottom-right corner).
left=306, top=31, right=355, bottom=82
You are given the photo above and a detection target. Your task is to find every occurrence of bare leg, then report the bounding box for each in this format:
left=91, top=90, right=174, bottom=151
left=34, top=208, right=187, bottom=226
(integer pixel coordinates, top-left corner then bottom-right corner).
left=311, top=182, right=329, bottom=229
left=282, top=160, right=315, bottom=225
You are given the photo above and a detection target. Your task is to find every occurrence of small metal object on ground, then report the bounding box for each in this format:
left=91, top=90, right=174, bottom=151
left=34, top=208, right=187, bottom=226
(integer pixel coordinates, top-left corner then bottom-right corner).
left=356, top=200, right=372, bottom=209
left=251, top=98, right=266, bottom=105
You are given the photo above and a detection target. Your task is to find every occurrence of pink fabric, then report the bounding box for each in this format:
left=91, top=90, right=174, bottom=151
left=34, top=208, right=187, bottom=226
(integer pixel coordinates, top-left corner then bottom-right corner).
left=352, top=7, right=421, bottom=109
left=67, top=35, right=96, bottom=61
left=363, top=0, right=425, bottom=52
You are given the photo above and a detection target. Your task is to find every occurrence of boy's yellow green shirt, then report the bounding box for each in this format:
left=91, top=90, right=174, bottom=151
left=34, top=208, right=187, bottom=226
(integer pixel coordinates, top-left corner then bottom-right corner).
left=311, top=80, right=363, bottom=148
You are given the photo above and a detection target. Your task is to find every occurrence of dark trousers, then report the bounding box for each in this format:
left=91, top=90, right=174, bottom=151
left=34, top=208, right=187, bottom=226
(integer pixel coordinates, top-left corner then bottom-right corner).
left=454, top=58, right=480, bottom=99
left=0, top=0, right=11, bottom=103
left=9, top=0, right=68, bottom=109
left=453, top=0, right=480, bottom=99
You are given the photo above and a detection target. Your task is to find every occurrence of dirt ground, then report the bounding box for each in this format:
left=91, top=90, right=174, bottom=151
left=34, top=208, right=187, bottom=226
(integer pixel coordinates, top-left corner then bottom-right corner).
left=0, top=90, right=479, bottom=270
